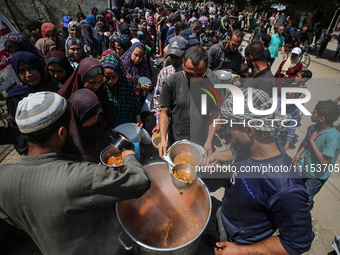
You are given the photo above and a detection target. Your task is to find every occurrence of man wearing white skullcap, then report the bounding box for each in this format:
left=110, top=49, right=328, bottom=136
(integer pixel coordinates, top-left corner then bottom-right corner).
left=0, top=92, right=151, bottom=254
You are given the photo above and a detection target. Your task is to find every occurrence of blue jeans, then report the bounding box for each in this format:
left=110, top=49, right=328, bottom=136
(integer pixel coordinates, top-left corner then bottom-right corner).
left=303, top=175, right=327, bottom=210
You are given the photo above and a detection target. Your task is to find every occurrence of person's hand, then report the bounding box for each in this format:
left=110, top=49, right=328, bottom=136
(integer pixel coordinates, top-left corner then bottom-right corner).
left=292, top=153, right=301, bottom=164
left=283, top=141, right=290, bottom=151
left=233, top=80, right=242, bottom=88
left=204, top=142, right=213, bottom=157
left=99, top=31, right=104, bottom=36
left=152, top=125, right=160, bottom=134
left=283, top=74, right=289, bottom=78
left=309, top=131, right=322, bottom=143
left=201, top=153, right=217, bottom=166
left=214, top=241, right=241, bottom=255
left=141, top=82, right=153, bottom=91
left=122, top=149, right=135, bottom=159
left=136, top=116, right=143, bottom=128
left=158, top=140, right=168, bottom=160
left=282, top=53, right=286, bottom=59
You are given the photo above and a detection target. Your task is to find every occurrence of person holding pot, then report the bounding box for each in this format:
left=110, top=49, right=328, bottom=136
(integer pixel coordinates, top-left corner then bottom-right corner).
left=69, top=88, right=113, bottom=163
left=0, top=91, right=151, bottom=255
left=101, top=52, right=142, bottom=128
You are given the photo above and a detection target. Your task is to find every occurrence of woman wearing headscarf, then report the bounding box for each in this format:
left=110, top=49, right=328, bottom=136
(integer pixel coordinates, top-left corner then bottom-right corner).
left=7, top=51, right=59, bottom=154
left=80, top=23, right=103, bottom=58
left=76, top=11, right=86, bottom=23
left=45, top=50, right=74, bottom=85
left=121, top=42, right=152, bottom=83
left=101, top=52, right=142, bottom=128
left=69, top=88, right=113, bottom=163
left=41, top=22, right=65, bottom=53
left=111, top=35, right=132, bottom=56
left=91, top=7, right=98, bottom=17
left=58, top=57, right=111, bottom=123
left=4, top=32, right=46, bottom=85
left=274, top=47, right=303, bottom=88
left=146, top=16, right=156, bottom=56
left=65, top=37, right=89, bottom=69
left=105, top=13, right=119, bottom=35
left=68, top=21, right=82, bottom=39
left=95, top=14, right=112, bottom=49
left=86, top=15, right=96, bottom=27
left=26, top=19, right=42, bottom=44
left=34, top=38, right=57, bottom=55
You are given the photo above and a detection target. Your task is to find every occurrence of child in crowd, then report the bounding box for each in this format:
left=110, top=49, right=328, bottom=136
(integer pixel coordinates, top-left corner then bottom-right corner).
left=295, top=69, right=313, bottom=88
left=276, top=83, right=300, bottom=150
left=292, top=100, right=340, bottom=210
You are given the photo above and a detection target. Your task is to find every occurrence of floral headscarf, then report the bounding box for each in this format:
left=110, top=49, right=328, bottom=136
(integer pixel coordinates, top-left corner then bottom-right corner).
left=101, top=52, right=141, bottom=127
left=120, top=42, right=151, bottom=82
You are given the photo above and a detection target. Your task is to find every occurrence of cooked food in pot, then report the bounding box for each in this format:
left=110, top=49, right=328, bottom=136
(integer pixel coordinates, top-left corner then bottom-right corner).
left=173, top=152, right=198, bottom=166
left=107, top=156, right=123, bottom=166
left=173, top=170, right=194, bottom=185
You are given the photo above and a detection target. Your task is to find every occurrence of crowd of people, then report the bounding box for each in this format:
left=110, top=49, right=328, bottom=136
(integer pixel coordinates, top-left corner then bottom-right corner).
left=0, top=0, right=340, bottom=254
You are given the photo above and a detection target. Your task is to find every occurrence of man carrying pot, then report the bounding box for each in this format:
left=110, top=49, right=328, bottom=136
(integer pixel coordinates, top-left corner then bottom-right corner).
left=0, top=92, right=151, bottom=254
left=214, top=88, right=314, bottom=255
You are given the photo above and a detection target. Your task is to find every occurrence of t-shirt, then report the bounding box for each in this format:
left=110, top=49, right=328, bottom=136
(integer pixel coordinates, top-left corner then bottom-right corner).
left=268, top=33, right=285, bottom=58
left=221, top=146, right=314, bottom=255
left=158, top=71, right=218, bottom=145
left=243, top=67, right=275, bottom=97
left=300, top=126, right=340, bottom=180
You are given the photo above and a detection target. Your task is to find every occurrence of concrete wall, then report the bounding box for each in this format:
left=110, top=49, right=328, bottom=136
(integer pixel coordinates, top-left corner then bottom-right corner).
left=1, top=0, right=110, bottom=33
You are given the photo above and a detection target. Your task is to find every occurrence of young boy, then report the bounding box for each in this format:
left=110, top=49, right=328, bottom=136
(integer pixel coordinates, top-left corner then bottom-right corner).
left=293, top=100, right=340, bottom=210
left=276, top=83, right=300, bottom=150
left=295, top=69, right=313, bottom=88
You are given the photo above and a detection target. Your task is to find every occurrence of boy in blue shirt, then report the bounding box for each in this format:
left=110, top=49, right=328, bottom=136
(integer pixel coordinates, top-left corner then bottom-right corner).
left=293, top=100, right=340, bottom=210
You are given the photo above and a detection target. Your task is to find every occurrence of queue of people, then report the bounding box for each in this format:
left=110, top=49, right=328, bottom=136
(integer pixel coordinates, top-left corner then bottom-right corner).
left=0, top=1, right=339, bottom=254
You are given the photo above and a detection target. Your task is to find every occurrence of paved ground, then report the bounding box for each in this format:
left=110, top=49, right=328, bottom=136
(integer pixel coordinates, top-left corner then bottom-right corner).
left=0, top=33, right=339, bottom=254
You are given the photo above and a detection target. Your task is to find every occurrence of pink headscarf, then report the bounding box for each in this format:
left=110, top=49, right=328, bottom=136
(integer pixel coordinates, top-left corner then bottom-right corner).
left=41, top=22, right=65, bottom=53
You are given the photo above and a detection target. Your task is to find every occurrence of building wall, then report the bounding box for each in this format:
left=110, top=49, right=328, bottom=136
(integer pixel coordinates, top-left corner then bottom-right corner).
left=1, top=0, right=110, bottom=33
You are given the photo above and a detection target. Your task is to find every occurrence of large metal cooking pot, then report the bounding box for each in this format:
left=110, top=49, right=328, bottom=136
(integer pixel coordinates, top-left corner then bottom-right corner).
left=116, top=163, right=211, bottom=255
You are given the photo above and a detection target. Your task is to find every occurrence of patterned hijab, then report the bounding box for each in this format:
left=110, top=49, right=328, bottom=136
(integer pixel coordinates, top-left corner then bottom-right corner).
left=4, top=32, right=45, bottom=67
left=65, top=37, right=88, bottom=69
left=69, top=88, right=111, bottom=163
left=113, top=35, right=132, bottom=54
left=101, top=52, right=141, bottom=128
left=120, top=42, right=151, bottom=81
left=41, top=22, right=65, bottom=53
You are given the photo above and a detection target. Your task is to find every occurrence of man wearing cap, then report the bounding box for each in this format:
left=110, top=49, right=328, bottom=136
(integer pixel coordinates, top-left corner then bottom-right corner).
left=0, top=92, right=151, bottom=254
left=60, top=16, right=72, bottom=39
left=158, top=46, right=220, bottom=157
left=153, top=36, right=189, bottom=134
left=208, top=29, right=244, bottom=74
left=181, top=28, right=200, bottom=46
left=214, top=88, right=314, bottom=255
left=160, top=14, right=181, bottom=58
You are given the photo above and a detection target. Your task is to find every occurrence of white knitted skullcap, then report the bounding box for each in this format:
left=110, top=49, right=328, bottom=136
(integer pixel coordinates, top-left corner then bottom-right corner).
left=15, top=92, right=67, bottom=133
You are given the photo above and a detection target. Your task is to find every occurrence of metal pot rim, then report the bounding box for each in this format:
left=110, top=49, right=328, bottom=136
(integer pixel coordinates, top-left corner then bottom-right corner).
left=115, top=162, right=212, bottom=251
